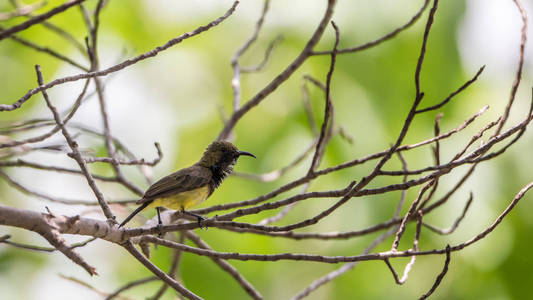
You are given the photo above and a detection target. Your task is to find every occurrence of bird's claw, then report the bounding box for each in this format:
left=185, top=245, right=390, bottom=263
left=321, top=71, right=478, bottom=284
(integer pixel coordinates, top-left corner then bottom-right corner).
left=197, top=216, right=207, bottom=231
left=156, top=223, right=164, bottom=238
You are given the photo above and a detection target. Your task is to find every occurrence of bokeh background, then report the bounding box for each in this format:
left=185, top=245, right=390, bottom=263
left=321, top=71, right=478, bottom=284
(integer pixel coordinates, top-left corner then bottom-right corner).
left=1, top=0, right=533, bottom=299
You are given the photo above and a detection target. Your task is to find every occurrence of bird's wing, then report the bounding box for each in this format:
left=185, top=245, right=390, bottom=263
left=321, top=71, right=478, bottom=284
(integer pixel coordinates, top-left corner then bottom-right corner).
left=136, top=165, right=211, bottom=204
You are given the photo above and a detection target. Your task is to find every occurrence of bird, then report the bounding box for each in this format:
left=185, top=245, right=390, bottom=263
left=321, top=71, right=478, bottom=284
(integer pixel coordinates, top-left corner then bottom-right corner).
left=119, top=140, right=255, bottom=229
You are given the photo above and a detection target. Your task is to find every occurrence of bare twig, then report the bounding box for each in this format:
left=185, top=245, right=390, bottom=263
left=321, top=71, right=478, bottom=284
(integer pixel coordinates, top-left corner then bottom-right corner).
left=217, top=0, right=337, bottom=140
left=392, top=183, right=432, bottom=251
left=0, top=165, right=138, bottom=206
left=35, top=65, right=116, bottom=221
left=0, top=159, right=117, bottom=183
left=423, top=193, right=473, bottom=235
left=396, top=151, right=410, bottom=216
left=84, top=142, right=163, bottom=166
left=187, top=103, right=486, bottom=217
left=494, top=0, right=527, bottom=135
left=0, top=0, right=46, bottom=21
left=241, top=35, right=282, bottom=73
left=418, top=245, right=451, bottom=300
left=122, top=241, right=201, bottom=300
left=3, top=176, right=533, bottom=262
left=257, top=182, right=310, bottom=225
left=1, top=1, right=239, bottom=112
left=0, top=234, right=96, bottom=252
left=231, top=0, right=271, bottom=111
left=148, top=232, right=186, bottom=300
left=416, top=66, right=485, bottom=113
left=312, top=0, right=430, bottom=55
left=60, top=274, right=114, bottom=298
left=291, top=227, right=396, bottom=300
left=106, top=277, right=158, bottom=300
left=0, top=0, right=87, bottom=41
left=185, top=232, right=263, bottom=300
left=0, top=79, right=91, bottom=149
left=385, top=211, right=423, bottom=284
left=33, top=17, right=87, bottom=55
left=451, top=181, right=533, bottom=251
left=308, top=21, right=339, bottom=174
left=327, top=105, right=489, bottom=177
left=3, top=31, right=89, bottom=70
left=233, top=139, right=315, bottom=182
left=0, top=0, right=531, bottom=298
left=254, top=0, right=439, bottom=234
left=301, top=77, right=318, bottom=135
left=291, top=166, right=410, bottom=299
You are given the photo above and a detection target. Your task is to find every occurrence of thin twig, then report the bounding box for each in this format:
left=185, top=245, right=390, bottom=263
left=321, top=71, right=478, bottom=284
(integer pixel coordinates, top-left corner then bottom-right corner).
left=291, top=165, right=410, bottom=299
left=308, top=21, right=339, bottom=174
left=4, top=31, right=89, bottom=70
left=140, top=176, right=531, bottom=264
left=105, top=277, right=158, bottom=300
left=241, top=35, right=282, bottom=73
left=311, top=0, right=430, bottom=55
left=84, top=142, right=163, bottom=166
left=0, top=235, right=96, bottom=252
left=423, top=193, right=473, bottom=235
left=148, top=232, right=186, bottom=300
left=60, top=274, right=116, bottom=298
left=493, top=0, right=527, bottom=135
left=35, top=65, right=116, bottom=221
left=1, top=1, right=240, bottom=112
left=0, top=0, right=46, bottom=21
left=233, top=139, right=316, bottom=182
left=385, top=211, right=423, bottom=284
left=122, top=241, right=202, bottom=300
left=231, top=0, right=271, bottom=111
left=257, top=0, right=439, bottom=234
left=185, top=232, right=263, bottom=300
left=325, top=105, right=488, bottom=177
left=391, top=183, right=432, bottom=251
left=0, top=159, right=117, bottom=183
left=301, top=77, right=318, bottom=135
left=0, top=0, right=87, bottom=41
left=183, top=104, right=487, bottom=216
left=0, top=79, right=91, bottom=149
left=416, top=66, right=485, bottom=113
left=257, top=182, right=310, bottom=226
left=418, top=245, right=451, bottom=300
left=217, top=0, right=337, bottom=140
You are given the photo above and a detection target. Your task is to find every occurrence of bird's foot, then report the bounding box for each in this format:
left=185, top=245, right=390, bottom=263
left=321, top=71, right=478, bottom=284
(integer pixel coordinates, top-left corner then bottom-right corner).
left=197, top=215, right=207, bottom=231
left=156, top=223, right=164, bottom=238
left=181, top=209, right=207, bottom=230
left=156, top=206, right=164, bottom=238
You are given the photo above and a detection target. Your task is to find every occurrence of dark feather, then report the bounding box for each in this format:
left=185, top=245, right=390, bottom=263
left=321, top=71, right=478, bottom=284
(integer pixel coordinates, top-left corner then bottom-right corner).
left=136, top=165, right=212, bottom=205
left=211, top=163, right=233, bottom=188
left=119, top=202, right=149, bottom=227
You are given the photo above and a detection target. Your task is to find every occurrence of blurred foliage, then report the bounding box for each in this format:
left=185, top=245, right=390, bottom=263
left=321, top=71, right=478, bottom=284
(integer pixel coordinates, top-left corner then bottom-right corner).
left=1, top=0, right=533, bottom=299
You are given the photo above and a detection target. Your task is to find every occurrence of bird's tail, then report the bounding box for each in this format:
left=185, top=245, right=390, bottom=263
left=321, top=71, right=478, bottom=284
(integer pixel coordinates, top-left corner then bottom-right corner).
left=119, top=201, right=150, bottom=227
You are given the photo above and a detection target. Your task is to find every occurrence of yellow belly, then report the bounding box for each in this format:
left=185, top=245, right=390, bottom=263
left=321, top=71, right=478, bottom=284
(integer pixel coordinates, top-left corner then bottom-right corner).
left=148, top=186, right=210, bottom=210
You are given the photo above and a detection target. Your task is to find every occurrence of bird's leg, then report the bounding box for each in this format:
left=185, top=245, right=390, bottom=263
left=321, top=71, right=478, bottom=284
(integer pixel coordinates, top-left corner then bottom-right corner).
left=156, top=207, right=163, bottom=238
left=181, top=209, right=207, bottom=230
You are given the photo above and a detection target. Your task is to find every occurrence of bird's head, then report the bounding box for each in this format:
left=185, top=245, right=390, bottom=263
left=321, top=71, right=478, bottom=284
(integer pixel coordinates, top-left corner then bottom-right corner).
left=198, top=141, right=255, bottom=173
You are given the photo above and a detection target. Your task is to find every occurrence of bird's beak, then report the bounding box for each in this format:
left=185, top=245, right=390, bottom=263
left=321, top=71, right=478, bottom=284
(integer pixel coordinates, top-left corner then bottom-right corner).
left=238, top=151, right=256, bottom=158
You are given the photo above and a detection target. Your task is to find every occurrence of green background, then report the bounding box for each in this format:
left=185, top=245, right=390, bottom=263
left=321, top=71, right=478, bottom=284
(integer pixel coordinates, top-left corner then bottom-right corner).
left=1, top=0, right=532, bottom=299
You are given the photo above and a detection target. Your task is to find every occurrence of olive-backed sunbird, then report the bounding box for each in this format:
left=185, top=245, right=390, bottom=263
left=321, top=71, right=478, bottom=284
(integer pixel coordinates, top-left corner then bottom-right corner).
left=119, top=141, right=255, bottom=228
